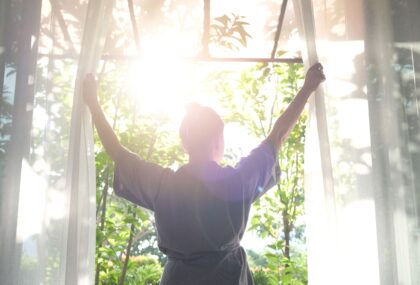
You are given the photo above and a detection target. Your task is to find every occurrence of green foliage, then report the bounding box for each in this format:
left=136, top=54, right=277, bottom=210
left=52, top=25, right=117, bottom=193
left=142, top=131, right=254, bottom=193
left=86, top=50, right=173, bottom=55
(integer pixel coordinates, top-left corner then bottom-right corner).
left=122, top=256, right=163, bottom=285
left=210, top=13, right=252, bottom=51
left=252, top=268, right=274, bottom=285
left=246, top=249, right=268, bottom=268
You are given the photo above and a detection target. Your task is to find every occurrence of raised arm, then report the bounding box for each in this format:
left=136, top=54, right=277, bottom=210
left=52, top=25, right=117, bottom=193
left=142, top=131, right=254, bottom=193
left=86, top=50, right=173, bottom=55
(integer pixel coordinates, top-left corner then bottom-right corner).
left=83, top=74, right=123, bottom=161
left=266, top=63, right=325, bottom=151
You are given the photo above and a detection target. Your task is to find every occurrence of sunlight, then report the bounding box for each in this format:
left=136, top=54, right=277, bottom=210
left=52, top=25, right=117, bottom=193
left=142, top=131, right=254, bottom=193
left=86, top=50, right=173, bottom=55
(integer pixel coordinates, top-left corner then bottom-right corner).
left=128, top=57, right=198, bottom=130
left=128, top=36, right=197, bottom=122
left=340, top=200, right=380, bottom=284
left=15, top=159, right=67, bottom=244
left=16, top=160, right=46, bottom=243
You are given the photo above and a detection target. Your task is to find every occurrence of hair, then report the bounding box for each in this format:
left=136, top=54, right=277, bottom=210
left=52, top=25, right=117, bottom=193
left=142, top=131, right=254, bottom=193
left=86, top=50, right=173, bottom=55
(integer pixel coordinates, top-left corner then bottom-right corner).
left=179, top=102, right=224, bottom=156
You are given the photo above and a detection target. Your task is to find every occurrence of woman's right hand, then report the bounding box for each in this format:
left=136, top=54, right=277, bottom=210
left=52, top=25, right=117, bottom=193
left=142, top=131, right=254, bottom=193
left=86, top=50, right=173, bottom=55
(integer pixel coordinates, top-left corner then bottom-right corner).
left=83, top=74, right=99, bottom=108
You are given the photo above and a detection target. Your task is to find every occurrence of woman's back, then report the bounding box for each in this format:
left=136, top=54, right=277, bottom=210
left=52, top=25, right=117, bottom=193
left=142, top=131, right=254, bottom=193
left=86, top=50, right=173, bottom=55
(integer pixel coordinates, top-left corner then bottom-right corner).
left=156, top=162, right=254, bottom=284
left=155, top=161, right=249, bottom=256
left=113, top=142, right=279, bottom=285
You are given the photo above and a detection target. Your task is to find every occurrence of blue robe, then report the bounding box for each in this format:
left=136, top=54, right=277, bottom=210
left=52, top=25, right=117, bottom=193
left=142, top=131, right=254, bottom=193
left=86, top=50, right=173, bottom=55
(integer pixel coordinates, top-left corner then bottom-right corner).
left=114, top=141, right=280, bottom=285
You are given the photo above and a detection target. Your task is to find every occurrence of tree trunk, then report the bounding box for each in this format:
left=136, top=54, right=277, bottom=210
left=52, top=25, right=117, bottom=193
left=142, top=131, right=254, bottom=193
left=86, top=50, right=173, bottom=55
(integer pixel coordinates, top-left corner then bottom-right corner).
left=95, top=167, right=110, bottom=285
left=118, top=213, right=136, bottom=285
left=283, top=210, right=291, bottom=260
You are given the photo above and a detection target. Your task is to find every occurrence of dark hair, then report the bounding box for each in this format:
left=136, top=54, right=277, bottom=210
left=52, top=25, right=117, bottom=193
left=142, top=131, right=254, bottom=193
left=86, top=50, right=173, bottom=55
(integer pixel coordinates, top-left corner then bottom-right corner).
left=179, top=103, right=224, bottom=156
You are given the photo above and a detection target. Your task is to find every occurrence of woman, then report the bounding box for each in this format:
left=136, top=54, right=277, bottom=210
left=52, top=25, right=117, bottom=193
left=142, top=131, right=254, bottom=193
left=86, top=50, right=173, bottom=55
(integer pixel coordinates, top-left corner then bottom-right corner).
left=83, top=63, right=325, bottom=285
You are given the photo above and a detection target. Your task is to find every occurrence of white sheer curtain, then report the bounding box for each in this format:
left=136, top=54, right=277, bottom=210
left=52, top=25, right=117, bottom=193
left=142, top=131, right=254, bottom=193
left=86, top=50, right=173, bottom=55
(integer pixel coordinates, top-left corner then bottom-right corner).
left=295, top=0, right=420, bottom=284
left=64, top=1, right=114, bottom=283
left=0, top=0, right=114, bottom=284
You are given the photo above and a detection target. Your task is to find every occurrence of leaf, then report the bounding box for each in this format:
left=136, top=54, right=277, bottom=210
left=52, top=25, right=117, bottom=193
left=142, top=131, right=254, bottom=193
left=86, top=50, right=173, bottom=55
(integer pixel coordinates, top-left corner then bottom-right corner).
left=214, top=15, right=229, bottom=26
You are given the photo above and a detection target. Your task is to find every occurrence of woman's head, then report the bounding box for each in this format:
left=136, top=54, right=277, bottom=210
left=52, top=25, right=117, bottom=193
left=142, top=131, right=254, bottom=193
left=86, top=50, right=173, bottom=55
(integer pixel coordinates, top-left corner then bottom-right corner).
left=180, top=103, right=224, bottom=162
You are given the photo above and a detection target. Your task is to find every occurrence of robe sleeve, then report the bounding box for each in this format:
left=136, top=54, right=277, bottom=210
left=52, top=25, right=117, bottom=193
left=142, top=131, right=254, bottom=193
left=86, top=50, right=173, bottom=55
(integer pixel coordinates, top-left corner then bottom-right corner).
left=234, top=140, right=281, bottom=202
left=113, top=147, right=172, bottom=211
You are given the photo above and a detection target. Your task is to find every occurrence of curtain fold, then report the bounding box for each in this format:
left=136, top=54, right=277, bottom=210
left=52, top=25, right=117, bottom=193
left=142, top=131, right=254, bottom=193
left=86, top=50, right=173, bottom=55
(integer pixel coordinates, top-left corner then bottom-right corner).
left=63, top=1, right=114, bottom=283
left=295, top=0, right=420, bottom=284
left=0, top=0, right=44, bottom=282
left=0, top=0, right=114, bottom=284
left=292, top=1, right=339, bottom=284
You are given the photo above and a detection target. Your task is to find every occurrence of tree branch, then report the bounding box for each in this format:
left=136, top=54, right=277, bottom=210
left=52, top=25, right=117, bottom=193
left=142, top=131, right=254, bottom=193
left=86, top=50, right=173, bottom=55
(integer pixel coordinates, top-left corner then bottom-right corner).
left=49, top=0, right=77, bottom=55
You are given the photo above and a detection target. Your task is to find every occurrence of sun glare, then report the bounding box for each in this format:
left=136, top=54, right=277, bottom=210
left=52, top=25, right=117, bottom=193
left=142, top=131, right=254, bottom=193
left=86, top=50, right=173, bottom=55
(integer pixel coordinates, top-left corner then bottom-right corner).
left=128, top=57, right=191, bottom=119
left=127, top=33, right=202, bottom=125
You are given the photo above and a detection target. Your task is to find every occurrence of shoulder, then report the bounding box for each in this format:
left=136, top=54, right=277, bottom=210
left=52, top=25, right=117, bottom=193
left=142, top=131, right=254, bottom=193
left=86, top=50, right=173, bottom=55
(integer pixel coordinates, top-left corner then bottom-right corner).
left=175, top=162, right=237, bottom=182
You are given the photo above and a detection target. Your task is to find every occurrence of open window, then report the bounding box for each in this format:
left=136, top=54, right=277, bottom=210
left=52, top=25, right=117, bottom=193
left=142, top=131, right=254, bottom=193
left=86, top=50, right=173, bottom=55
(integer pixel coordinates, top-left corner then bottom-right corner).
left=1, top=0, right=419, bottom=284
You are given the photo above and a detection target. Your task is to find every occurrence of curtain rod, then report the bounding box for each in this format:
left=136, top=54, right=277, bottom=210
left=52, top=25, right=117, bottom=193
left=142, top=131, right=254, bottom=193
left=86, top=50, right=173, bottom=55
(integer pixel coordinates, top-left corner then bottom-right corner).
left=101, top=55, right=303, bottom=63
left=38, top=53, right=303, bottom=63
